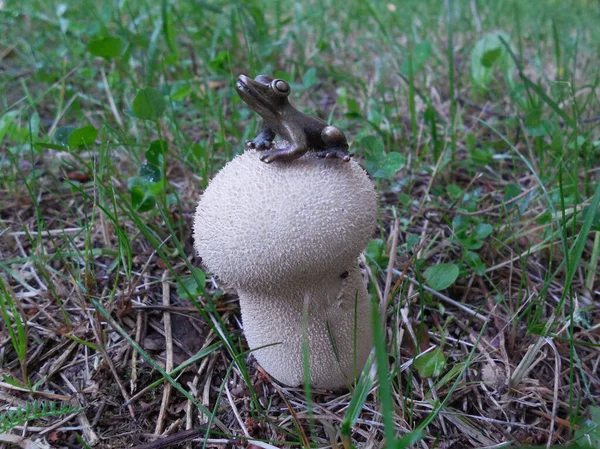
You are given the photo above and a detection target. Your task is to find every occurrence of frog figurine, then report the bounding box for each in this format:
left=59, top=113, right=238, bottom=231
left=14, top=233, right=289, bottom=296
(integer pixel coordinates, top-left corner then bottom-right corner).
left=235, top=74, right=352, bottom=163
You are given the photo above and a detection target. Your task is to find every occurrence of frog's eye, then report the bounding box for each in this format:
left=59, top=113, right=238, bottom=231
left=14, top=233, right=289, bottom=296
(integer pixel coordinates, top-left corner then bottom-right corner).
left=271, top=79, right=290, bottom=96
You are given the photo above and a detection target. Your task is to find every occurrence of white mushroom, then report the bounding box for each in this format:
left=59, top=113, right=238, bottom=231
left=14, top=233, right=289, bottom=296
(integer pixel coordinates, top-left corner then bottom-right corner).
left=194, top=149, right=378, bottom=389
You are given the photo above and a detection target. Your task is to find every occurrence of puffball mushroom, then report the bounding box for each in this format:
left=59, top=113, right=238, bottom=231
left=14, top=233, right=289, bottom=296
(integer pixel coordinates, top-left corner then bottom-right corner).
left=193, top=149, right=378, bottom=389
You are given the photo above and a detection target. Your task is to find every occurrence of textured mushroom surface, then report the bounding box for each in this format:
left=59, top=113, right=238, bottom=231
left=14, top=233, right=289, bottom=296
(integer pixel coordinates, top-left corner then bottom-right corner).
left=238, top=263, right=372, bottom=389
left=193, top=149, right=378, bottom=389
left=194, top=150, right=378, bottom=290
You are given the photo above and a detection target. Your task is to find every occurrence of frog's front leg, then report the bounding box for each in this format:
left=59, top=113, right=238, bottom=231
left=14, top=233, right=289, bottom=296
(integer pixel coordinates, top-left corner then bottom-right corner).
left=316, top=125, right=352, bottom=162
left=246, top=127, right=275, bottom=151
left=258, top=129, right=307, bottom=163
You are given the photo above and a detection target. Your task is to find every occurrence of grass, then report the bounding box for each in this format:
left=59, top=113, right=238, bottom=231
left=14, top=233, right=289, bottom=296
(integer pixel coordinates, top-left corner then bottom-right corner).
left=1, top=0, right=600, bottom=447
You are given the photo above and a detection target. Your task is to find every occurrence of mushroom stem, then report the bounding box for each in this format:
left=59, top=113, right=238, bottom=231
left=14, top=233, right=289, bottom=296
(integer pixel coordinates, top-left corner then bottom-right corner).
left=238, top=263, right=372, bottom=390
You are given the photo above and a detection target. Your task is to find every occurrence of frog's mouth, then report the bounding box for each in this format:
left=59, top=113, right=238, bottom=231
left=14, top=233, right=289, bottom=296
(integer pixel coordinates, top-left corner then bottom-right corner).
left=236, top=78, right=263, bottom=103
left=236, top=75, right=279, bottom=115
left=236, top=79, right=250, bottom=93
left=236, top=78, right=268, bottom=107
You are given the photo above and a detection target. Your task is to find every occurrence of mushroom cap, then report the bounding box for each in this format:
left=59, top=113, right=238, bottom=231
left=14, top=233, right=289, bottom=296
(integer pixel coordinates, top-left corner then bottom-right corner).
left=193, top=150, right=377, bottom=290
left=238, top=263, right=372, bottom=389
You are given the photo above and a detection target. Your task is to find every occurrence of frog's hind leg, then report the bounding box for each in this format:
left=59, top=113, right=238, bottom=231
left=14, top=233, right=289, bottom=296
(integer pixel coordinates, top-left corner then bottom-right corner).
left=317, top=126, right=352, bottom=161
left=317, top=147, right=353, bottom=161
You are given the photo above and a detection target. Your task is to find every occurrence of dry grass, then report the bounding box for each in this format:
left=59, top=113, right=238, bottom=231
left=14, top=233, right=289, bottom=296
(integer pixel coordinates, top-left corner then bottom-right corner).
left=2, top=127, right=599, bottom=448
left=1, top=1, right=600, bottom=448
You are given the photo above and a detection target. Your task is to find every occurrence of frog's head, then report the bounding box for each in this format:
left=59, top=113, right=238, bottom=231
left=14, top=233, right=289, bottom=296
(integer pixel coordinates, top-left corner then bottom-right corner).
left=236, top=74, right=291, bottom=116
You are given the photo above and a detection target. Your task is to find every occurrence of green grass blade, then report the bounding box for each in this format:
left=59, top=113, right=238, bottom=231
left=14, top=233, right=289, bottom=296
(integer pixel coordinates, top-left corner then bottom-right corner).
left=370, top=287, right=396, bottom=446
left=340, top=352, right=375, bottom=438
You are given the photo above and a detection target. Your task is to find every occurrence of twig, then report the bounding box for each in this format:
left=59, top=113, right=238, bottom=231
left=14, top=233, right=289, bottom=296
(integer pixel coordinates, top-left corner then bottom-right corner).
left=510, top=315, right=555, bottom=388
left=200, top=353, right=218, bottom=424
left=128, top=429, right=210, bottom=449
left=0, top=381, right=71, bottom=401
left=185, top=342, right=215, bottom=439
left=48, top=94, right=78, bottom=137
left=59, top=373, right=100, bottom=446
left=132, top=304, right=235, bottom=313
left=12, top=235, right=47, bottom=293
left=37, top=410, right=83, bottom=437
left=544, top=336, right=561, bottom=448
left=87, top=306, right=136, bottom=418
left=130, top=310, right=143, bottom=394
left=36, top=341, right=76, bottom=380
left=155, top=271, right=174, bottom=435
left=531, top=409, right=580, bottom=430
left=382, top=216, right=400, bottom=317
left=485, top=240, right=550, bottom=273
left=470, top=0, right=481, bottom=32
left=398, top=272, right=489, bottom=322
left=257, top=366, right=310, bottom=448
left=101, top=67, right=124, bottom=128
left=384, top=250, right=419, bottom=313
left=0, top=433, right=51, bottom=448
left=224, top=382, right=249, bottom=437
left=361, top=253, right=383, bottom=306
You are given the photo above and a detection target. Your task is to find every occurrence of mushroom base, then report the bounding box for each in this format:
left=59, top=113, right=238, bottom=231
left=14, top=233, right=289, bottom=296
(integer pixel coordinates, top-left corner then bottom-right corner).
left=238, top=263, right=372, bottom=390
